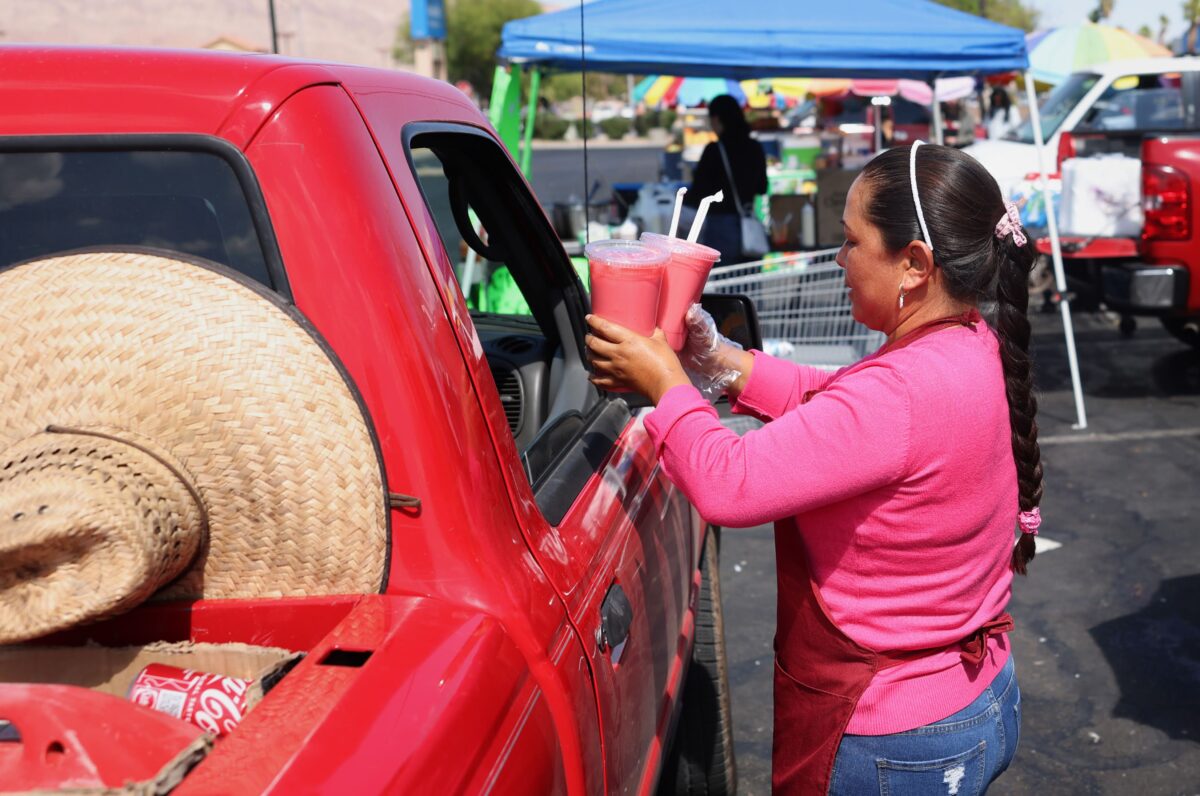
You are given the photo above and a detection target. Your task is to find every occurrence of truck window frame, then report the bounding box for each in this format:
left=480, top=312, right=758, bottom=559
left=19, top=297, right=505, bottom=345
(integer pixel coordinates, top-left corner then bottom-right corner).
left=1075, top=72, right=1195, bottom=134
left=0, top=134, right=290, bottom=300
left=401, top=123, right=624, bottom=525
left=1007, top=72, right=1101, bottom=144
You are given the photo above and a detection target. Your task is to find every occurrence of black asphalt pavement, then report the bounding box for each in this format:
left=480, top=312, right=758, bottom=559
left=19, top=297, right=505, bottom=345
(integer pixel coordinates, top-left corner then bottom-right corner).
left=716, top=309, right=1200, bottom=795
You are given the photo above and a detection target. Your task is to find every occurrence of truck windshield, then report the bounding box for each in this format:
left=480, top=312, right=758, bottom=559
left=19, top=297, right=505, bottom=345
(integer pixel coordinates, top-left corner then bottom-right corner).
left=0, top=149, right=271, bottom=287
left=1007, top=73, right=1100, bottom=144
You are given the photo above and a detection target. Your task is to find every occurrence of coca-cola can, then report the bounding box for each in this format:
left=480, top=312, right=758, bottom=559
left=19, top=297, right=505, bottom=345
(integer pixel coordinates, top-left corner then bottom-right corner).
left=128, top=663, right=252, bottom=737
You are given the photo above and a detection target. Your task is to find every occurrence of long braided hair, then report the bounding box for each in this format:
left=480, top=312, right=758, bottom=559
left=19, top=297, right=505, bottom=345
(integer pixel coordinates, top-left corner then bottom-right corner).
left=860, top=144, right=1043, bottom=574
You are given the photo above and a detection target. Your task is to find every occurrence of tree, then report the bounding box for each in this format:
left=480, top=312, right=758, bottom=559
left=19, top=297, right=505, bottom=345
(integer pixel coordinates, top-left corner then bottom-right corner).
left=1186, top=0, right=1200, bottom=25
left=932, top=0, right=1040, bottom=32
left=393, top=17, right=414, bottom=66
left=1088, top=0, right=1115, bottom=24
left=1138, top=23, right=1154, bottom=37
left=393, top=0, right=542, bottom=96
left=542, top=72, right=628, bottom=104
left=1159, top=13, right=1172, bottom=43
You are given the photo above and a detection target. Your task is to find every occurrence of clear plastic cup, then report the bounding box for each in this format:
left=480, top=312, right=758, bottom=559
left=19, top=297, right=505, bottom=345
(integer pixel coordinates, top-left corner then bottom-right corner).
left=586, top=239, right=668, bottom=337
left=641, top=233, right=722, bottom=350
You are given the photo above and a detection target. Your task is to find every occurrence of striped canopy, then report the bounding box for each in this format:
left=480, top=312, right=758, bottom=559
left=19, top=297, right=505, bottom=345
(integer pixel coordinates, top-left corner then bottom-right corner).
left=743, top=76, right=977, bottom=107
left=633, top=76, right=746, bottom=107
left=741, top=78, right=851, bottom=107
left=636, top=75, right=980, bottom=110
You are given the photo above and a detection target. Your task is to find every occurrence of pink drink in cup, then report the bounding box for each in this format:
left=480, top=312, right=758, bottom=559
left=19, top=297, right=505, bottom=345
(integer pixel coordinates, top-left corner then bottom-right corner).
left=586, top=240, right=668, bottom=336
left=641, top=233, right=722, bottom=350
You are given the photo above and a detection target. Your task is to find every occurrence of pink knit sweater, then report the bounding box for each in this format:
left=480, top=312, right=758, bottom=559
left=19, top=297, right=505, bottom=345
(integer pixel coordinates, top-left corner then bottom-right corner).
left=645, top=319, right=1016, bottom=735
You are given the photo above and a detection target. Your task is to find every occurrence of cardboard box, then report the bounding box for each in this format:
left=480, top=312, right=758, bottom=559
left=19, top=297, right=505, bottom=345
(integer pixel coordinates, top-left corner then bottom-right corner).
left=0, top=643, right=295, bottom=791
left=0, top=641, right=297, bottom=699
left=816, top=168, right=861, bottom=248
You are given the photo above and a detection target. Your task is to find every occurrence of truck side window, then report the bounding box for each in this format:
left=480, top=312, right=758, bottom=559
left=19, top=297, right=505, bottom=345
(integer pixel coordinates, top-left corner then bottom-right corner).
left=1077, top=74, right=1187, bottom=133
left=409, top=148, right=532, bottom=315
left=0, top=148, right=273, bottom=288
left=406, top=130, right=609, bottom=512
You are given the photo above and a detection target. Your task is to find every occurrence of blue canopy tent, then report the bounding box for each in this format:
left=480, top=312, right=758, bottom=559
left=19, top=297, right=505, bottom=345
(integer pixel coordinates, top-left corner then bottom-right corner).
left=499, top=0, right=1028, bottom=79
left=496, top=0, right=1089, bottom=428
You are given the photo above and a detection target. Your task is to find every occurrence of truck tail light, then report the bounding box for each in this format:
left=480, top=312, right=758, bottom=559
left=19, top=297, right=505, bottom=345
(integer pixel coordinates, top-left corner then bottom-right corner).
left=1142, top=164, right=1191, bottom=242
left=1056, top=132, right=1076, bottom=171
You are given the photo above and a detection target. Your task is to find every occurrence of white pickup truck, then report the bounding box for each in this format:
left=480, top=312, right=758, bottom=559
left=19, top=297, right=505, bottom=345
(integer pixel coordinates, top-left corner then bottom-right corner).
left=965, top=56, right=1200, bottom=196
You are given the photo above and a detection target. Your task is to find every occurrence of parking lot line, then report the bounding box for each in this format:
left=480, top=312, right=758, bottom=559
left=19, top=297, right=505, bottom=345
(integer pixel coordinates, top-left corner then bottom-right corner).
left=1040, top=427, right=1200, bottom=445
left=1034, top=537, right=1063, bottom=553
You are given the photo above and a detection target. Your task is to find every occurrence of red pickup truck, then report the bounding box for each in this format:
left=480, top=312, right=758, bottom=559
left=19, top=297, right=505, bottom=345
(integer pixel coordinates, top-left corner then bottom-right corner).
left=0, top=46, right=744, bottom=794
left=1038, top=133, right=1200, bottom=347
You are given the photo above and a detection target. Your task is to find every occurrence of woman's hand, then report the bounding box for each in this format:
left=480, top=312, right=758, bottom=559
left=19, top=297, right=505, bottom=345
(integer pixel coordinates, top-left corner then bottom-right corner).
left=585, top=315, right=691, bottom=403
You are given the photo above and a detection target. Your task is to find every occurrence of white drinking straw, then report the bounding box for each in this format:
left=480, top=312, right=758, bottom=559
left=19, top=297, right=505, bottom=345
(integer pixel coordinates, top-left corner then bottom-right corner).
left=668, top=187, right=688, bottom=238
left=687, top=190, right=724, bottom=243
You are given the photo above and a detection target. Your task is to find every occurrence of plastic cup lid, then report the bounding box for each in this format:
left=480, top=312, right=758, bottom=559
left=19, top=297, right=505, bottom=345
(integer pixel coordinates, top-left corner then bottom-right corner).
left=585, top=239, right=668, bottom=268
left=640, top=233, right=721, bottom=261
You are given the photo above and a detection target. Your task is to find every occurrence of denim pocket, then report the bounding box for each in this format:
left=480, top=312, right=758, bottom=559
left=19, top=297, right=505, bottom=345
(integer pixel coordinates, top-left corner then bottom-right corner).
left=877, top=740, right=987, bottom=796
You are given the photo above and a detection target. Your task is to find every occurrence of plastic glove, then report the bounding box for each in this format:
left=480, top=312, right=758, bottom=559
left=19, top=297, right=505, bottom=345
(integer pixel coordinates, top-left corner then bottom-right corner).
left=680, top=304, right=744, bottom=400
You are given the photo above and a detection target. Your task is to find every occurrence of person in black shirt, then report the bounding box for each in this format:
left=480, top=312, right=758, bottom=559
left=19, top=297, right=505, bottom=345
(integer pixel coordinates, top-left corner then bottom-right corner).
left=684, top=94, right=768, bottom=264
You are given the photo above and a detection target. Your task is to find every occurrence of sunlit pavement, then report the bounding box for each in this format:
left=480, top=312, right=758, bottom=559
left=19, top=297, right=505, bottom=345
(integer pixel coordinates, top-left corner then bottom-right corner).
left=718, top=308, right=1200, bottom=795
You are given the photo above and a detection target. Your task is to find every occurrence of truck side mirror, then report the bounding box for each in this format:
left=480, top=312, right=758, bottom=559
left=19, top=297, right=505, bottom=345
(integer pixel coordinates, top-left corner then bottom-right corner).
left=699, top=293, right=763, bottom=353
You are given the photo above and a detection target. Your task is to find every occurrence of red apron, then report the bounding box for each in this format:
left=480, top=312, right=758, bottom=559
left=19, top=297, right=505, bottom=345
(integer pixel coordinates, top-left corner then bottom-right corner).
left=771, top=311, right=1013, bottom=795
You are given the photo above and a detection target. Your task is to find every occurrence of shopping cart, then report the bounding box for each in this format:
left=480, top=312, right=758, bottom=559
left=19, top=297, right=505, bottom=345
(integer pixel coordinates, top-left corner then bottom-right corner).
left=705, top=249, right=886, bottom=370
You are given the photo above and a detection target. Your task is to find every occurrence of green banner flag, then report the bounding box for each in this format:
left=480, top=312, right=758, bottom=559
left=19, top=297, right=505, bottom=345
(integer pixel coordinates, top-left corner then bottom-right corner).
left=488, top=65, right=522, bottom=159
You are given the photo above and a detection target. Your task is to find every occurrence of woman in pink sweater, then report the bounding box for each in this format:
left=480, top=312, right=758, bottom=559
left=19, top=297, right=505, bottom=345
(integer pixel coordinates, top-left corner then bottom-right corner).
left=586, top=143, right=1043, bottom=795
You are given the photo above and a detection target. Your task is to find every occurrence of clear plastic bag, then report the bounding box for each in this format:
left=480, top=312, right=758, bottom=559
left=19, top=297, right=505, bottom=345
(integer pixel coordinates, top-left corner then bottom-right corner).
left=681, top=304, right=743, bottom=400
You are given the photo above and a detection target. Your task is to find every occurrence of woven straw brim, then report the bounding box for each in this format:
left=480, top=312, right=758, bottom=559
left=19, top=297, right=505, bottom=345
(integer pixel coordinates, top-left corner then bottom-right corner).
left=0, top=431, right=204, bottom=643
left=0, top=250, right=388, bottom=641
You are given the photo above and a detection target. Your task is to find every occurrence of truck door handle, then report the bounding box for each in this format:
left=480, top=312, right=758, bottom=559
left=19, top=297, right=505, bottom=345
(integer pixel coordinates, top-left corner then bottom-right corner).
left=598, top=582, right=633, bottom=660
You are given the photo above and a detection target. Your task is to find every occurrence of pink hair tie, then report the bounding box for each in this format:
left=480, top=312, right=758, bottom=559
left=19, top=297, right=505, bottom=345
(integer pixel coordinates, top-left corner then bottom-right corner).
left=1017, top=507, right=1041, bottom=535
left=995, top=202, right=1027, bottom=247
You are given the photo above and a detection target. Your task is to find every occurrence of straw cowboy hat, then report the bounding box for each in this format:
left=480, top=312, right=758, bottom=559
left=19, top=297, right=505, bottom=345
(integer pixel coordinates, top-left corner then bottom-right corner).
left=0, top=249, right=390, bottom=644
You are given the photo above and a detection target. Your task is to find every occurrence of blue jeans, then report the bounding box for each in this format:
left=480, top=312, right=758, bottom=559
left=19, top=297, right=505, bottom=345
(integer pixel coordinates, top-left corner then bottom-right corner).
left=829, top=656, right=1020, bottom=795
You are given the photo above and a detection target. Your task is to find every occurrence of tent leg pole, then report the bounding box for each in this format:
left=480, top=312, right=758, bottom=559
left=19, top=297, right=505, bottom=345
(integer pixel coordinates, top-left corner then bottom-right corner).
left=1025, top=72, right=1088, bottom=430
left=930, top=79, right=943, bottom=145
left=874, top=103, right=883, bottom=152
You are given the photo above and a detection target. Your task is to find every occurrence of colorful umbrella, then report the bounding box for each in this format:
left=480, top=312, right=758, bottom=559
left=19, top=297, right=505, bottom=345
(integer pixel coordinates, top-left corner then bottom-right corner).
left=633, top=76, right=746, bottom=108
left=1027, top=22, right=1172, bottom=85
left=849, top=77, right=977, bottom=106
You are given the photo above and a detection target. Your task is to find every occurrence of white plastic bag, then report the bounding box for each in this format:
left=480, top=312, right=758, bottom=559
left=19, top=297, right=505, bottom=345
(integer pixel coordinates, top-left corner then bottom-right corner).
left=739, top=215, right=770, bottom=258
left=1059, top=156, right=1143, bottom=238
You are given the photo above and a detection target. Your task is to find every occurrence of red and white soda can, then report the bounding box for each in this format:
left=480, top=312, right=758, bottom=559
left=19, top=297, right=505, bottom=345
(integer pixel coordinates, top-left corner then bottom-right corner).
left=128, top=663, right=252, bottom=737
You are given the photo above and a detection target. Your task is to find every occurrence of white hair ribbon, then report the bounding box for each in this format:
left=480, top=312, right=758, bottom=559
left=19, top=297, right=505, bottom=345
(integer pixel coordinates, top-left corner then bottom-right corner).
left=909, top=140, right=933, bottom=251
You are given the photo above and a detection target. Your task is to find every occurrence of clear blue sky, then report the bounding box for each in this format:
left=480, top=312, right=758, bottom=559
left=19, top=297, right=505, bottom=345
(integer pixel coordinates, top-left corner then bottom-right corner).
left=1028, top=0, right=1188, bottom=38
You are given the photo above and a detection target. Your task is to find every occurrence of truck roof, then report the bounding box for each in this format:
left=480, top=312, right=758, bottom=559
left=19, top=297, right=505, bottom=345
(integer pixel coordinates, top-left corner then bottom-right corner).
left=1087, top=55, right=1200, bottom=76
left=0, top=45, right=475, bottom=145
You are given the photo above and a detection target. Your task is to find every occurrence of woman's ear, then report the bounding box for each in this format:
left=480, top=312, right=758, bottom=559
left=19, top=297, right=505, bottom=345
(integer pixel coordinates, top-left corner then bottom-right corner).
left=901, top=240, right=936, bottom=291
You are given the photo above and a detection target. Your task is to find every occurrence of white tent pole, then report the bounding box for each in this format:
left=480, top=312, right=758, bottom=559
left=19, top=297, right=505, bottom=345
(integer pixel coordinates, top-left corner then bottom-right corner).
left=1024, top=72, right=1088, bottom=429
left=930, top=79, right=944, bottom=145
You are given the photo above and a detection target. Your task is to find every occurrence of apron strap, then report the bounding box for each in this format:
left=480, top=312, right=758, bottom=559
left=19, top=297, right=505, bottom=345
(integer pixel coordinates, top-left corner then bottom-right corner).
left=876, top=612, right=1015, bottom=669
